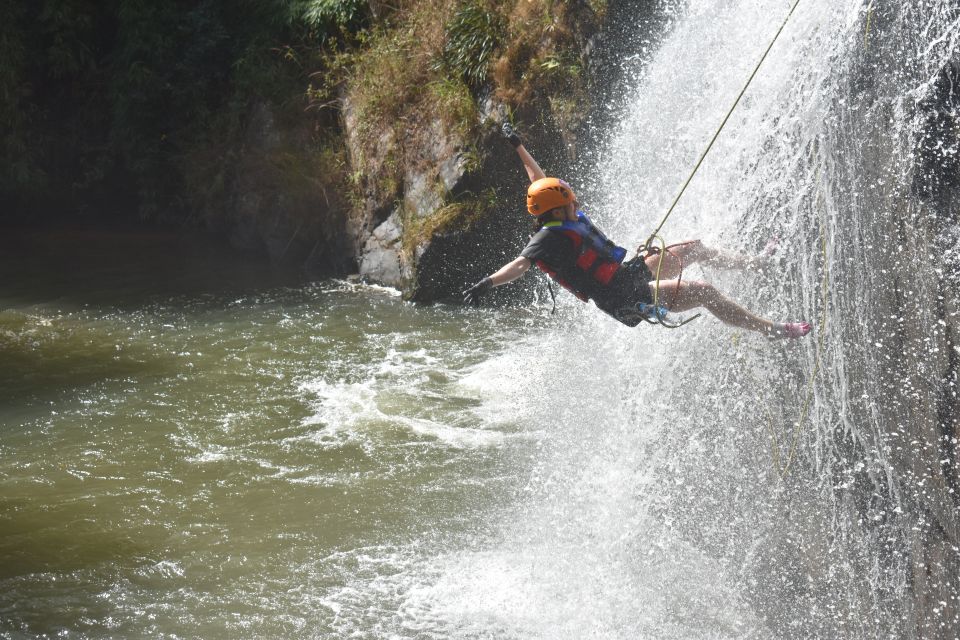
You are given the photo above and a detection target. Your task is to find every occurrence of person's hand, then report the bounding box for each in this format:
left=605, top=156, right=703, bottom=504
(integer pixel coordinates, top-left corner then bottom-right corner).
left=462, top=277, right=493, bottom=305
left=502, top=122, right=522, bottom=148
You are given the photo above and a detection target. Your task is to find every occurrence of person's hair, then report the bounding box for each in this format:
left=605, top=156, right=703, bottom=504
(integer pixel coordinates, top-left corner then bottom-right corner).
left=531, top=206, right=566, bottom=231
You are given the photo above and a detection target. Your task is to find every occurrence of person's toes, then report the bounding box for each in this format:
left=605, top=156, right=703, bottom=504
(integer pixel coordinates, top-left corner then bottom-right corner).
left=770, top=321, right=811, bottom=339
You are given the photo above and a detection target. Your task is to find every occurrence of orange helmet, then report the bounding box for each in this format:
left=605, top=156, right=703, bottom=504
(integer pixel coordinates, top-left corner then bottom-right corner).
left=526, top=177, right=576, bottom=216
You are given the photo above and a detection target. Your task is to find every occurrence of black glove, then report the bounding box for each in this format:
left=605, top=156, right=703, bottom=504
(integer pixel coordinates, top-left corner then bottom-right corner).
left=502, top=122, right=522, bottom=148
left=462, top=277, right=493, bottom=306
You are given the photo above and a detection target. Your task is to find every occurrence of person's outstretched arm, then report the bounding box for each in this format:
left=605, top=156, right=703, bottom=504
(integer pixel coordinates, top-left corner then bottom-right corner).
left=462, top=256, right=531, bottom=305
left=516, top=145, right=545, bottom=184
left=502, top=123, right=545, bottom=184
left=490, top=256, right=531, bottom=285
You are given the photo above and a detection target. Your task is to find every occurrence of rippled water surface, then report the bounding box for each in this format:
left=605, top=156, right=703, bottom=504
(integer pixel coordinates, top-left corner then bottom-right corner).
left=0, top=231, right=555, bottom=638
left=7, top=0, right=955, bottom=635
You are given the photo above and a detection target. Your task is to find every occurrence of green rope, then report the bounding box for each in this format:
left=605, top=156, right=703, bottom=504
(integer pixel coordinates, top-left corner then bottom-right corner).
left=642, top=0, right=805, bottom=252
left=646, top=234, right=702, bottom=329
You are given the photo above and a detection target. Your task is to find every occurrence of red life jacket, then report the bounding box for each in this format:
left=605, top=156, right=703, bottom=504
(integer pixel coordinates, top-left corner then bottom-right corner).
left=533, top=212, right=628, bottom=302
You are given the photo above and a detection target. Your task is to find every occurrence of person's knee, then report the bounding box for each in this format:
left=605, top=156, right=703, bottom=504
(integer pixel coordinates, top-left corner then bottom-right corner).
left=676, top=239, right=719, bottom=264
left=685, top=280, right=719, bottom=303
left=670, top=239, right=701, bottom=257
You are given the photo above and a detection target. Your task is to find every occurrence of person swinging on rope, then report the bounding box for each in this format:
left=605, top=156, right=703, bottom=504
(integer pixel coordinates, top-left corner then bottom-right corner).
left=461, top=123, right=811, bottom=338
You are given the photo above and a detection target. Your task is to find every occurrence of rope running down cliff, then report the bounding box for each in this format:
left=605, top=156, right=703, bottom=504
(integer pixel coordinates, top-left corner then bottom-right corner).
left=641, top=0, right=806, bottom=254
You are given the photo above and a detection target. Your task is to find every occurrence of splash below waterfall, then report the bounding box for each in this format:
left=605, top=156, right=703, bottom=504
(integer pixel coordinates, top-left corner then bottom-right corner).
left=413, top=1, right=960, bottom=637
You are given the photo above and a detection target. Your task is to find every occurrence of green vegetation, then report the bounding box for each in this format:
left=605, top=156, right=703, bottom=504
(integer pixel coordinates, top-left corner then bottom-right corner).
left=436, top=1, right=505, bottom=87
left=1, top=0, right=600, bottom=236
left=0, top=0, right=361, bottom=220
left=300, top=0, right=370, bottom=37
left=400, top=189, right=497, bottom=259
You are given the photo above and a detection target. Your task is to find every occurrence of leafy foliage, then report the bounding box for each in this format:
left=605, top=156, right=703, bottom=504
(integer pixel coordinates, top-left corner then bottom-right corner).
left=438, top=1, right=503, bottom=87
left=0, top=0, right=352, bottom=220
left=300, top=0, right=369, bottom=38
left=0, top=0, right=598, bottom=228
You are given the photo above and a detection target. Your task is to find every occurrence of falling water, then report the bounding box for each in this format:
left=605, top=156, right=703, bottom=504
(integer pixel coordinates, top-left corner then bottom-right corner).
left=408, top=0, right=960, bottom=637
left=2, top=1, right=959, bottom=638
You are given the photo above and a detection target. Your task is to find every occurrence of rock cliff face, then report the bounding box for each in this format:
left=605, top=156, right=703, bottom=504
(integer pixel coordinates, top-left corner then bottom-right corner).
left=344, top=95, right=556, bottom=302
left=801, top=19, right=960, bottom=634
left=340, top=0, right=624, bottom=301
left=342, top=94, right=560, bottom=301
left=729, top=14, right=960, bottom=634
left=342, top=95, right=495, bottom=296
left=905, top=54, right=960, bottom=635
left=215, top=0, right=666, bottom=300
left=211, top=102, right=354, bottom=276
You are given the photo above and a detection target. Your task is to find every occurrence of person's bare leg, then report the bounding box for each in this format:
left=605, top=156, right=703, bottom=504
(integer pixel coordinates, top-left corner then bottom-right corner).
left=653, top=279, right=774, bottom=333
left=695, top=239, right=777, bottom=271
left=644, top=239, right=770, bottom=279
left=650, top=279, right=811, bottom=337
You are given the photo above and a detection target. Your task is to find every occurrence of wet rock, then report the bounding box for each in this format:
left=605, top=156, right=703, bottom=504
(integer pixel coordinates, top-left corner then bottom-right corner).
left=358, top=210, right=405, bottom=286
left=403, top=171, right=443, bottom=220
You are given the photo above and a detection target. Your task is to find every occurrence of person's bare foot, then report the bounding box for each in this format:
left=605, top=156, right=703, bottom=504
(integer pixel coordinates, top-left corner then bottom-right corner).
left=770, top=321, right=812, bottom=339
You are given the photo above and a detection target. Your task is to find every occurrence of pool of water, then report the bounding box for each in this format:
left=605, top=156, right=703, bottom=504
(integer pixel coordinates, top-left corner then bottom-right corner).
left=0, top=230, right=558, bottom=638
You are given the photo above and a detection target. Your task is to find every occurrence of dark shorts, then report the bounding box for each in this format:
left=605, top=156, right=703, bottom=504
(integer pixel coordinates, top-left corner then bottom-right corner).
left=595, top=257, right=654, bottom=327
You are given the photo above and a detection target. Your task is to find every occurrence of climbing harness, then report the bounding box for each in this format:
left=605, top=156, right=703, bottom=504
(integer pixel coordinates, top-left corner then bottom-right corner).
left=637, top=0, right=805, bottom=328
left=639, top=236, right=702, bottom=328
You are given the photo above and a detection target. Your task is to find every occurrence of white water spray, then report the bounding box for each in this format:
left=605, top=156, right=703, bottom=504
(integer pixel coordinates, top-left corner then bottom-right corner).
left=409, top=0, right=960, bottom=637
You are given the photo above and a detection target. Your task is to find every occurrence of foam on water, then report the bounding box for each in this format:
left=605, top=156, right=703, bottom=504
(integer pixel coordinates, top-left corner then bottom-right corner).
left=3, top=1, right=958, bottom=636
left=379, top=0, right=960, bottom=636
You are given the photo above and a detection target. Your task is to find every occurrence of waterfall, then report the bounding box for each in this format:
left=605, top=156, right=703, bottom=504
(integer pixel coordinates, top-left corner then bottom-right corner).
left=404, top=1, right=959, bottom=637
left=586, top=0, right=960, bottom=635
